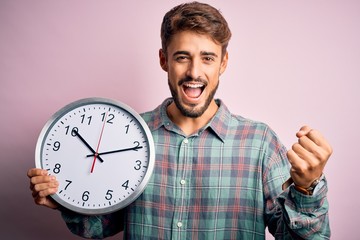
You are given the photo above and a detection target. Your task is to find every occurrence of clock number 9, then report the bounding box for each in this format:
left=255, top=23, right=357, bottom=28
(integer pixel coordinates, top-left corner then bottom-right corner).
left=53, top=141, right=61, bottom=151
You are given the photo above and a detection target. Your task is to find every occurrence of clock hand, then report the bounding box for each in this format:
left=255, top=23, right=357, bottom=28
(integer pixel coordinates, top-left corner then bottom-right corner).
left=91, top=111, right=108, bottom=173
left=86, top=146, right=143, bottom=157
left=72, top=129, right=104, bottom=163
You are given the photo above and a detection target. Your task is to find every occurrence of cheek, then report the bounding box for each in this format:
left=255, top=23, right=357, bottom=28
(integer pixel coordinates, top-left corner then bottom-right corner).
left=206, top=69, right=221, bottom=82
left=168, top=66, right=184, bottom=81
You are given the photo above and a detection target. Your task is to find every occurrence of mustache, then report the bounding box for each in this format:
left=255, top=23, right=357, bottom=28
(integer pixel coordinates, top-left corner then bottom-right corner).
left=178, top=76, right=207, bottom=86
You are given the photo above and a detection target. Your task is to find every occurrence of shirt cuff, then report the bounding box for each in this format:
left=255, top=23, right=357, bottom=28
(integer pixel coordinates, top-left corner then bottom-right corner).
left=289, top=175, right=328, bottom=213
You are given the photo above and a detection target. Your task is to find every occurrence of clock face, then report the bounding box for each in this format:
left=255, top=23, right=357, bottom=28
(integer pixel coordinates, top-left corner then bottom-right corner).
left=35, top=98, right=155, bottom=215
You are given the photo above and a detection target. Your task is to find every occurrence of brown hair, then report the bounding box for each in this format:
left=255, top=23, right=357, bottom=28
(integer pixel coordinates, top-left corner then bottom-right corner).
left=160, top=1, right=232, bottom=58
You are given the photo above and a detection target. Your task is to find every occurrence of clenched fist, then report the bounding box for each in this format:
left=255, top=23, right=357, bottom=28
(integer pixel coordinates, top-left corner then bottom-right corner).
left=287, top=126, right=332, bottom=189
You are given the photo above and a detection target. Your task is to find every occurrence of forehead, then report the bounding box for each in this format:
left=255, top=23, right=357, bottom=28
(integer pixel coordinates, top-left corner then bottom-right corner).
left=167, top=31, right=222, bottom=55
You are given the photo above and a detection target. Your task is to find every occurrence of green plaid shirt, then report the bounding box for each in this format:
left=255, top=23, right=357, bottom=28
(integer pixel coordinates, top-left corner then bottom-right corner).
left=62, top=98, right=330, bottom=239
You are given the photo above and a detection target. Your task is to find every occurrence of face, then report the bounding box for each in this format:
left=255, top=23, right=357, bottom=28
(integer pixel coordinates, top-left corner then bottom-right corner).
left=160, top=31, right=228, bottom=118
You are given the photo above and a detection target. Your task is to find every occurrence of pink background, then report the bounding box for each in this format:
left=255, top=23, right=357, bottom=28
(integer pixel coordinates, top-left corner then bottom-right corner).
left=1, top=0, right=359, bottom=239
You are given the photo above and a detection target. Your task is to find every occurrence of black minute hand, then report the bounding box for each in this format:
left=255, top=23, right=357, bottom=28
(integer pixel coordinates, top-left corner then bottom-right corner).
left=86, top=146, right=143, bottom=157
left=72, top=129, right=104, bottom=162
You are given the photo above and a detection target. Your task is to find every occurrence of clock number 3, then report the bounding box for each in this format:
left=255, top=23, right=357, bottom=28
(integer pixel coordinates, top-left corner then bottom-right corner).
left=134, top=160, right=142, bottom=170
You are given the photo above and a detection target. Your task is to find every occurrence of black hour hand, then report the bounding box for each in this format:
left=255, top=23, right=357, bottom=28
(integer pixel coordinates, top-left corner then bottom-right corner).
left=72, top=129, right=104, bottom=162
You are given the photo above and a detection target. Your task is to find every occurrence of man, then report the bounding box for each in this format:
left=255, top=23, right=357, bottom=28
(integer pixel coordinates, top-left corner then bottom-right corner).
left=28, top=2, right=332, bottom=239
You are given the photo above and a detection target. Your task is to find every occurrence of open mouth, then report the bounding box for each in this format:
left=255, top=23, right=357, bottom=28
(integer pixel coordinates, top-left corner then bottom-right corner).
left=182, top=82, right=205, bottom=99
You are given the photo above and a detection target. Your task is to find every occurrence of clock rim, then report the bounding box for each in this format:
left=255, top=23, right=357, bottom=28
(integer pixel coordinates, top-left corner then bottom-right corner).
left=35, top=97, right=155, bottom=215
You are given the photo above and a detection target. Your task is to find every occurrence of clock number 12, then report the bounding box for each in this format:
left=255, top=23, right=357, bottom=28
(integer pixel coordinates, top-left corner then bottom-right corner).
left=101, top=112, right=115, bottom=124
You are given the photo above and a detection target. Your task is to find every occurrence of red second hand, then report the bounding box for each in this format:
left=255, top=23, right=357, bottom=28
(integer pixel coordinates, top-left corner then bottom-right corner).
left=91, top=111, right=108, bottom=173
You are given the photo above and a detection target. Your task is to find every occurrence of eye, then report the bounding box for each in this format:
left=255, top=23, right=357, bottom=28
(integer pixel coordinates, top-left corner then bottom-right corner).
left=175, top=56, right=189, bottom=62
left=203, top=56, right=215, bottom=63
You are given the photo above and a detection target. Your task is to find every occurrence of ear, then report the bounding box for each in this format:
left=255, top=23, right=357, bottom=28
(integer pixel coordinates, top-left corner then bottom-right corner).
left=219, top=51, right=229, bottom=75
left=159, top=49, right=168, bottom=72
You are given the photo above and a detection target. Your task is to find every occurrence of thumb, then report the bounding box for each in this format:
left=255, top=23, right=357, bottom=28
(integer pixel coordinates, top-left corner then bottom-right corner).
left=296, top=125, right=312, bottom=138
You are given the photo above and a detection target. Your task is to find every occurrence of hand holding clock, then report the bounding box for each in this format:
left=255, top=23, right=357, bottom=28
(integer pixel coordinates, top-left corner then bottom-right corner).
left=27, top=168, right=60, bottom=209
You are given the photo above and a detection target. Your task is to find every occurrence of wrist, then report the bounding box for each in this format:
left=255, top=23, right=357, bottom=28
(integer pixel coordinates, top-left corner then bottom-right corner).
left=294, top=178, right=321, bottom=195
left=282, top=174, right=325, bottom=196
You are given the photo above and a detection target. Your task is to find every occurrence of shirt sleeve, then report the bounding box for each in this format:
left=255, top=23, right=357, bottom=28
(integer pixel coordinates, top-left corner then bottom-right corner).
left=263, top=128, right=330, bottom=239
left=276, top=178, right=330, bottom=239
left=59, top=208, right=124, bottom=239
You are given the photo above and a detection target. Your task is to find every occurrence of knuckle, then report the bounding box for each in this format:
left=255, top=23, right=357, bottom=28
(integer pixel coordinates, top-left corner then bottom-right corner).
left=38, top=190, right=48, bottom=198
left=33, top=184, right=41, bottom=192
left=291, top=143, right=299, bottom=151
left=34, top=197, right=44, bottom=206
left=286, top=149, right=295, bottom=159
left=312, top=147, right=327, bottom=161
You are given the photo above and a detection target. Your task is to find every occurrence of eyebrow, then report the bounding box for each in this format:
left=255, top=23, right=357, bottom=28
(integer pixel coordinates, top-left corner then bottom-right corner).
left=200, top=51, right=218, bottom=58
left=173, top=51, right=218, bottom=58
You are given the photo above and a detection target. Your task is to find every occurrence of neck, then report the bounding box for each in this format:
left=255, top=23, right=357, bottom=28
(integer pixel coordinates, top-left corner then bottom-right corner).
left=166, top=99, right=218, bottom=136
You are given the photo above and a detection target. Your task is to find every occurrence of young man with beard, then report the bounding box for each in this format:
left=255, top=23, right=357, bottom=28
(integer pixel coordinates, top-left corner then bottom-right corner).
left=28, top=2, right=332, bottom=239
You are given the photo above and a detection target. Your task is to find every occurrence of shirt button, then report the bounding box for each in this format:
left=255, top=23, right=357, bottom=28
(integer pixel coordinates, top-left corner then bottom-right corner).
left=177, top=222, right=183, bottom=228
left=183, top=138, right=189, bottom=144
left=180, top=179, right=186, bottom=185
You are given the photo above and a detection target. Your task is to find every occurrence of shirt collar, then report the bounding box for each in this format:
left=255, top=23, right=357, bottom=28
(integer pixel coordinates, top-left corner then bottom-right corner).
left=149, top=98, right=231, bottom=142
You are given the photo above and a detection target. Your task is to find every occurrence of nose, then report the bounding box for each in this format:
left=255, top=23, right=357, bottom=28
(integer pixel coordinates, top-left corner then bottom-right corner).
left=186, top=58, right=202, bottom=80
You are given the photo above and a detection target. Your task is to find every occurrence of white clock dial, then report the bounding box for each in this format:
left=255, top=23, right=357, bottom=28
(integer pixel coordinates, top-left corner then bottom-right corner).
left=35, top=98, right=155, bottom=215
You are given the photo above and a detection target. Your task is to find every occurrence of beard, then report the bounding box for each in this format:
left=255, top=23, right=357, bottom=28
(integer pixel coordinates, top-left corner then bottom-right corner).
left=168, top=77, right=219, bottom=118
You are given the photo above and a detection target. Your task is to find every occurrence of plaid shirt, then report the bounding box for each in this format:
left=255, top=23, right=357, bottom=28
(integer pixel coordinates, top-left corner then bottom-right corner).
left=61, top=98, right=330, bottom=239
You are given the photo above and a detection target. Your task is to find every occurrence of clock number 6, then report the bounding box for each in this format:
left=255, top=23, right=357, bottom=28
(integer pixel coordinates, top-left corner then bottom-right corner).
left=82, top=191, right=90, bottom=202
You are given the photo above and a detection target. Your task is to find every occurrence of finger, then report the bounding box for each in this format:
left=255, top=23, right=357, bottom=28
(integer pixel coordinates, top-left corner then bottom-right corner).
left=27, top=168, right=48, bottom=178
left=30, top=174, right=56, bottom=186
left=306, top=130, right=333, bottom=153
left=33, top=194, right=59, bottom=209
left=37, top=186, right=59, bottom=198
left=34, top=195, right=48, bottom=206
left=291, top=142, right=317, bottom=165
left=287, top=149, right=309, bottom=175
left=33, top=179, right=59, bottom=195
left=29, top=169, right=49, bottom=191
left=298, top=135, right=319, bottom=154
left=299, top=133, right=332, bottom=165
left=32, top=183, right=58, bottom=199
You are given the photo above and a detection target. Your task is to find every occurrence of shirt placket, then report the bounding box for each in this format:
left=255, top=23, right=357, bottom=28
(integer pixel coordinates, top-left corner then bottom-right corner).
left=173, top=137, right=191, bottom=240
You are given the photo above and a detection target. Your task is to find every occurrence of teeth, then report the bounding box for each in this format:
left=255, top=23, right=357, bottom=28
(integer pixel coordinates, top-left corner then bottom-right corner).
left=184, top=83, right=204, bottom=88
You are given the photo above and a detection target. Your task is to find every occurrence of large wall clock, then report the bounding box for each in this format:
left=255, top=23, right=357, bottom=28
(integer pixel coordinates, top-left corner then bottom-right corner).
left=35, top=97, right=155, bottom=215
